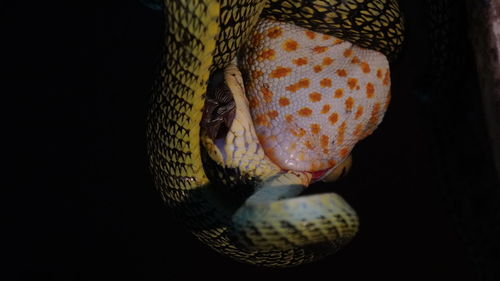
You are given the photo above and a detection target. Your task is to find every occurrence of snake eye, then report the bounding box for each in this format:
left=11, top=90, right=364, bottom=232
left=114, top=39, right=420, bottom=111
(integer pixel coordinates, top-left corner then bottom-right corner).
left=321, top=155, right=352, bottom=183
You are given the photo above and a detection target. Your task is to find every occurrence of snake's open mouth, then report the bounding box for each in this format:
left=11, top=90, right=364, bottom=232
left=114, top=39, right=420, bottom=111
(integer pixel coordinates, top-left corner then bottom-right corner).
left=201, top=77, right=339, bottom=182
left=311, top=168, right=329, bottom=181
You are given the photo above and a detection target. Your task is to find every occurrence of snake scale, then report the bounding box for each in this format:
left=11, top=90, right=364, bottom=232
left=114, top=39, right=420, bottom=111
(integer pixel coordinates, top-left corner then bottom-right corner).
left=146, top=0, right=404, bottom=267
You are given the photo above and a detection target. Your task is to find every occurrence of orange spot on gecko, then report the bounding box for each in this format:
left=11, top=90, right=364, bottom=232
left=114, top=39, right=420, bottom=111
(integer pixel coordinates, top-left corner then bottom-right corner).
left=333, top=38, right=344, bottom=45
left=351, top=56, right=360, bottom=64
left=337, top=121, right=346, bottom=145
left=334, top=88, right=344, bottom=98
left=249, top=96, right=259, bottom=109
left=309, top=92, right=322, bottom=102
left=345, top=97, right=354, bottom=112
left=328, top=159, right=336, bottom=167
left=251, top=33, right=264, bottom=45
left=267, top=26, right=283, bottom=38
left=261, top=87, right=273, bottom=103
left=257, top=49, right=275, bottom=61
left=322, top=57, right=333, bottom=65
left=353, top=123, right=364, bottom=137
left=328, top=112, right=338, bottom=124
left=298, top=107, right=312, bottom=117
left=366, top=82, right=375, bottom=98
left=355, top=105, right=364, bottom=120
left=320, top=78, right=332, bottom=88
left=257, top=133, right=266, bottom=146
left=360, top=62, right=371, bottom=73
left=337, top=69, right=347, bottom=77
left=313, top=46, right=329, bottom=53
left=270, top=66, right=292, bottom=78
left=339, top=147, right=349, bottom=158
left=322, top=34, right=332, bottom=40
left=292, top=57, right=308, bottom=66
left=255, top=114, right=270, bottom=127
left=305, top=30, right=316, bottom=39
left=369, top=103, right=381, bottom=126
left=343, top=49, right=353, bottom=57
left=291, top=128, right=306, bottom=137
left=267, top=110, right=278, bottom=120
left=310, top=123, right=321, bottom=134
left=252, top=70, right=263, bottom=79
left=246, top=56, right=254, bottom=67
left=313, top=65, right=323, bottom=73
left=279, top=97, right=290, bottom=107
left=304, top=140, right=314, bottom=150
left=383, top=69, right=390, bottom=85
left=377, top=68, right=384, bottom=79
left=283, top=39, right=298, bottom=51
left=320, top=135, right=329, bottom=149
left=321, top=104, right=331, bottom=114
left=285, top=78, right=310, bottom=92
left=347, top=78, right=358, bottom=90
left=285, top=114, right=294, bottom=123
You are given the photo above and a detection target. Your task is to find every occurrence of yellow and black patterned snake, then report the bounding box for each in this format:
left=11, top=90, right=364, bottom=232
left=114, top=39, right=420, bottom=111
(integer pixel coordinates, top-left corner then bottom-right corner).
left=146, top=0, right=404, bottom=267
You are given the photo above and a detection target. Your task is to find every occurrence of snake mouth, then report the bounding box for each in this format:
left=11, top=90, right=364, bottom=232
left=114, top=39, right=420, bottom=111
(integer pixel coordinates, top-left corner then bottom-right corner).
left=200, top=64, right=356, bottom=186
left=310, top=168, right=330, bottom=181
left=297, top=153, right=352, bottom=184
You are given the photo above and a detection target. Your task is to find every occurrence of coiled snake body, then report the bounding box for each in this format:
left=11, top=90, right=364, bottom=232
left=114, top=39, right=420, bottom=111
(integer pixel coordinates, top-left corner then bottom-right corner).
left=147, top=0, right=404, bottom=267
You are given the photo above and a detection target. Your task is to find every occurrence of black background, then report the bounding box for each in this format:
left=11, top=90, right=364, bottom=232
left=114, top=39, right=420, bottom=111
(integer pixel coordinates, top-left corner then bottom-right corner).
left=7, top=1, right=500, bottom=280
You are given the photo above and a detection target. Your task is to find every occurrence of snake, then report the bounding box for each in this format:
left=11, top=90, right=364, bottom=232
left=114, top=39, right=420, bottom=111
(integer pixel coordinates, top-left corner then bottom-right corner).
left=146, top=0, right=404, bottom=267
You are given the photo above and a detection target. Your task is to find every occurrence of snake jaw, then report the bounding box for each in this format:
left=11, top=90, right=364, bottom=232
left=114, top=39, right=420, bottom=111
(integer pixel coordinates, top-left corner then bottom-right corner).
left=201, top=60, right=357, bottom=187
left=201, top=63, right=282, bottom=182
left=315, top=154, right=353, bottom=183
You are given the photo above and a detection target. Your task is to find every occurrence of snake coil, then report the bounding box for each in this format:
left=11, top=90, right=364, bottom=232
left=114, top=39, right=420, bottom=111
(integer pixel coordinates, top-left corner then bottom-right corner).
left=147, top=0, right=404, bottom=267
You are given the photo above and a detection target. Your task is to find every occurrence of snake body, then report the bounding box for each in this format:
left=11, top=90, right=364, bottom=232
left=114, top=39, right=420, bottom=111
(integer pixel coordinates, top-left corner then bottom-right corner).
left=147, top=0, right=404, bottom=267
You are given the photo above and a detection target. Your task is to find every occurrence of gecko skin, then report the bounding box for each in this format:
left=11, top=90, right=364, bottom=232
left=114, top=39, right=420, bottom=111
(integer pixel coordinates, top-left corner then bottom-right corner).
left=240, top=19, right=391, bottom=177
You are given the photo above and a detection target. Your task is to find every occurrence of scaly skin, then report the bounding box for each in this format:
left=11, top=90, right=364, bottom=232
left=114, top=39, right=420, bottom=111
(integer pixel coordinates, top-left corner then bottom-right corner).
left=147, top=0, right=404, bottom=267
left=201, top=64, right=359, bottom=252
left=240, top=19, right=391, bottom=173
